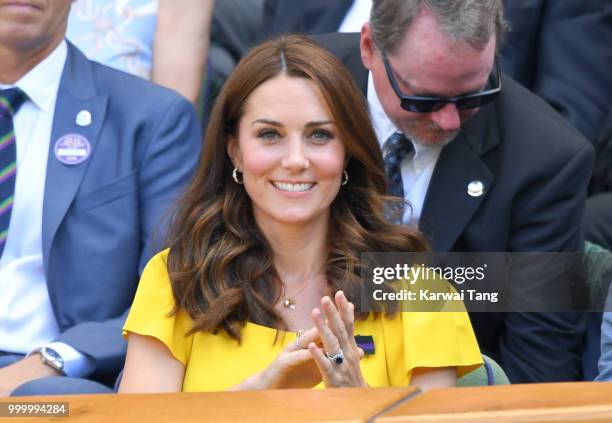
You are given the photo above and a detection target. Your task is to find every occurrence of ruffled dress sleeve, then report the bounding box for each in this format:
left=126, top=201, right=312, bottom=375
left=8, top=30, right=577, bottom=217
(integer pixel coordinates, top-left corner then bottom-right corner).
left=123, top=250, right=194, bottom=365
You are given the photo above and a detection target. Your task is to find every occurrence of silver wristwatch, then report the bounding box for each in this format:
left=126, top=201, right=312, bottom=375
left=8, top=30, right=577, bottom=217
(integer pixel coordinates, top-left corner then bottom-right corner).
left=33, top=347, right=65, bottom=375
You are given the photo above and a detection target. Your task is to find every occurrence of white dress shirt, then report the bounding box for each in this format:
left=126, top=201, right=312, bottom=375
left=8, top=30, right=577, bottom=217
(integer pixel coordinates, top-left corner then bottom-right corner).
left=367, top=72, right=443, bottom=224
left=0, top=40, right=93, bottom=377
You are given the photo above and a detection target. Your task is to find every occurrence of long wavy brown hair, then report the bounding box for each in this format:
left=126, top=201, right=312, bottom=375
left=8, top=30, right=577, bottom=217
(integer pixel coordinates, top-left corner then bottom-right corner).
left=167, top=35, right=428, bottom=342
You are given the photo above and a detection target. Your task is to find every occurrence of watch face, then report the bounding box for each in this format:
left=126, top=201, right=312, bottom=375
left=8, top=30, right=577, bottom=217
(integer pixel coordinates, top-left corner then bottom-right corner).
left=41, top=347, right=64, bottom=371
left=43, top=348, right=61, bottom=361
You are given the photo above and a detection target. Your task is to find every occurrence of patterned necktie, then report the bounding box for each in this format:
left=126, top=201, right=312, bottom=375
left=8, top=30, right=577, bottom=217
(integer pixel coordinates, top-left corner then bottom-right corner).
left=383, top=132, right=414, bottom=199
left=0, top=88, right=27, bottom=257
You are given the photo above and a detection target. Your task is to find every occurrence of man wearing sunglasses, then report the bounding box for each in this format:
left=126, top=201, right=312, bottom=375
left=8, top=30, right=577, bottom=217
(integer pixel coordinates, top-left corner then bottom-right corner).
left=314, top=0, right=594, bottom=383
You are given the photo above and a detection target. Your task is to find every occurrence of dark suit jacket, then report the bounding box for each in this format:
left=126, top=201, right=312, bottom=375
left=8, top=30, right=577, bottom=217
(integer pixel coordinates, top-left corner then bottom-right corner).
left=590, top=110, right=612, bottom=195
left=586, top=109, right=612, bottom=250
left=314, top=32, right=595, bottom=383
left=501, top=0, right=612, bottom=143
left=263, top=0, right=353, bottom=37
left=41, top=42, right=201, bottom=385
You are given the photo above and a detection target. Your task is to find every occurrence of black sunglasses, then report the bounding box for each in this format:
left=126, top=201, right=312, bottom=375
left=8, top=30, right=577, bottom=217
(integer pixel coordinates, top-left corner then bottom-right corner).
left=383, top=55, right=502, bottom=113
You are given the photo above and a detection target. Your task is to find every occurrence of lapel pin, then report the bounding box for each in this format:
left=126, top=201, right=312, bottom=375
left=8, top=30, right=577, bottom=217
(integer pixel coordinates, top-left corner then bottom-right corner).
left=467, top=180, right=485, bottom=197
left=355, top=335, right=375, bottom=355
left=54, top=133, right=91, bottom=165
left=76, top=110, right=92, bottom=127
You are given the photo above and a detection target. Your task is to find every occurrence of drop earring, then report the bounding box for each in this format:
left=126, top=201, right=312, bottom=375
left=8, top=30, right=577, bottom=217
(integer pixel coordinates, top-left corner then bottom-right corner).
left=232, top=168, right=244, bottom=184
left=342, top=170, right=349, bottom=186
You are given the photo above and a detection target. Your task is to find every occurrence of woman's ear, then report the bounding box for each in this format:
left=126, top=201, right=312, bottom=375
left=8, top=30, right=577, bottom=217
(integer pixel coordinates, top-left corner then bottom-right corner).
left=227, top=136, right=243, bottom=170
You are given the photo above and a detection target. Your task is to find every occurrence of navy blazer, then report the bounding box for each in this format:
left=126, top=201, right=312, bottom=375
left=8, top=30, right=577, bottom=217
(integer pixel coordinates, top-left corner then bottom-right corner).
left=314, top=32, right=595, bottom=383
left=40, top=42, right=201, bottom=384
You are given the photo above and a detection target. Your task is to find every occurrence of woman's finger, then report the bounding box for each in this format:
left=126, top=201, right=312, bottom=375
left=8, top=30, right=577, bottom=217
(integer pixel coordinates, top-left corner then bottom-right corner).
left=335, top=291, right=356, bottom=341
left=311, top=305, right=342, bottom=357
left=321, top=295, right=350, bottom=348
left=291, top=326, right=320, bottom=351
left=307, top=342, right=334, bottom=378
left=286, top=348, right=316, bottom=365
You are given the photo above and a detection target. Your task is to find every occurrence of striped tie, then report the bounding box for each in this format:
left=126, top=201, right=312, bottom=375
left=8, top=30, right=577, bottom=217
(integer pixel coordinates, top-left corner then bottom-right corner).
left=383, top=132, right=414, bottom=223
left=0, top=88, right=27, bottom=257
left=383, top=132, right=413, bottom=199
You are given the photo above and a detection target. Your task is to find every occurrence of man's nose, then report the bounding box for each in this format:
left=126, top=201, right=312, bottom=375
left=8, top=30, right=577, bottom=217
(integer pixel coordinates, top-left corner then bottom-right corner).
left=429, top=103, right=461, bottom=132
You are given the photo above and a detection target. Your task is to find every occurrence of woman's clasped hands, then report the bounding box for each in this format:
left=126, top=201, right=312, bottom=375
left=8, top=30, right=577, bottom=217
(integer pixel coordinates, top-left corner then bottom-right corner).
left=234, top=291, right=367, bottom=390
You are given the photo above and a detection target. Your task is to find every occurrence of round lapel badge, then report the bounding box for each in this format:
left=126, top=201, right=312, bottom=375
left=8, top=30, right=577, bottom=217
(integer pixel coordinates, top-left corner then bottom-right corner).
left=76, top=110, right=92, bottom=127
left=54, top=133, right=91, bottom=165
left=467, top=180, right=485, bottom=197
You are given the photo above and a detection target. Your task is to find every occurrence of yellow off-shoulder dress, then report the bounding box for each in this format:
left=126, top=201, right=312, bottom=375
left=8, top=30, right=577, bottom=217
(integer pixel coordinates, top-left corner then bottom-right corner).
left=123, top=250, right=483, bottom=392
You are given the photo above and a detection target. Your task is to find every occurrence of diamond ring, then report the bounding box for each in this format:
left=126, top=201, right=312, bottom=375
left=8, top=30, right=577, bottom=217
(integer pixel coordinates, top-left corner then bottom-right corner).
left=295, top=329, right=306, bottom=348
left=325, top=349, right=345, bottom=365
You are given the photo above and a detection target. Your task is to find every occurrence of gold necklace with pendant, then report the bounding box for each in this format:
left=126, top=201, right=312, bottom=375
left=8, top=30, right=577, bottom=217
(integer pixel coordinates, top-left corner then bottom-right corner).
left=280, top=270, right=323, bottom=311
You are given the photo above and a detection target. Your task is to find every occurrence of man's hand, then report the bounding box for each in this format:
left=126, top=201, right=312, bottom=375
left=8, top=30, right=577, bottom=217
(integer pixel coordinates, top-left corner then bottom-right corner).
left=0, top=354, right=60, bottom=397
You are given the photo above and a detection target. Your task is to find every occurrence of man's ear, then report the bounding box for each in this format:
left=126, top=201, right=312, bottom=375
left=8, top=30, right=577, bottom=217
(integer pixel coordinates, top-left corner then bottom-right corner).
left=227, top=136, right=242, bottom=170
left=360, top=23, right=376, bottom=71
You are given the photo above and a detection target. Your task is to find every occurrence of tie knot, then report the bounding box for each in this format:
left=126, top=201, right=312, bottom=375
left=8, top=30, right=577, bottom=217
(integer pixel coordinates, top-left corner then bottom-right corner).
left=0, top=88, right=27, bottom=117
left=383, top=132, right=413, bottom=162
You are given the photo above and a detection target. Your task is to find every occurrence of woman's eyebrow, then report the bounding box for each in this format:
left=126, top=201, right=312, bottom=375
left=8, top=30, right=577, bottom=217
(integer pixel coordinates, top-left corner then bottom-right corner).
left=251, top=118, right=282, bottom=126
left=305, top=120, right=334, bottom=128
left=251, top=119, right=335, bottom=127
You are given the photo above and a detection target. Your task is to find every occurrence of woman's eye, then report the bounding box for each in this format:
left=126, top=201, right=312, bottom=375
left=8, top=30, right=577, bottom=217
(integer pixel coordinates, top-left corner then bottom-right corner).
left=311, top=129, right=334, bottom=142
left=258, top=129, right=280, bottom=140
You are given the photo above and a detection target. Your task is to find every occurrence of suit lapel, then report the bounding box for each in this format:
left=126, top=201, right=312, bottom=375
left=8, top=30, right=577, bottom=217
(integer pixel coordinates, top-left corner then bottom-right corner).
left=42, top=42, right=108, bottom=273
left=419, top=106, right=499, bottom=251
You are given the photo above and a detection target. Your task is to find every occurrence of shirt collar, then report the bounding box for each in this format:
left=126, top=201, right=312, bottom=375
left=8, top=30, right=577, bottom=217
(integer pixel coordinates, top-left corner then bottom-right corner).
left=2, top=40, right=68, bottom=113
left=412, top=140, right=443, bottom=172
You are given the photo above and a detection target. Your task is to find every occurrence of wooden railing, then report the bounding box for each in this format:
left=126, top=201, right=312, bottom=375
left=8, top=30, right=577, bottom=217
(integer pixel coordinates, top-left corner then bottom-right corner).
left=3, top=382, right=612, bottom=422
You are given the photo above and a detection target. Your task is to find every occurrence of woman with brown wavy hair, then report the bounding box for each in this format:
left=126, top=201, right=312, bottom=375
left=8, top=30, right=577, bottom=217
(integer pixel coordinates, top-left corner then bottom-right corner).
left=119, top=34, right=481, bottom=392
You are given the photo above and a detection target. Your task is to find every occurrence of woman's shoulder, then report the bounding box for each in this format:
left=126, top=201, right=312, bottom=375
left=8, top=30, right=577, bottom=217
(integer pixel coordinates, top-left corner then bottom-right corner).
left=137, top=248, right=174, bottom=296
left=141, top=248, right=171, bottom=278
left=147, top=248, right=170, bottom=267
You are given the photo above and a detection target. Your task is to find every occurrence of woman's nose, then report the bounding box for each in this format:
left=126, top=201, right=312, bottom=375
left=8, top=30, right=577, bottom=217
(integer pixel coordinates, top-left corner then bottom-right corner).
left=281, top=137, right=310, bottom=171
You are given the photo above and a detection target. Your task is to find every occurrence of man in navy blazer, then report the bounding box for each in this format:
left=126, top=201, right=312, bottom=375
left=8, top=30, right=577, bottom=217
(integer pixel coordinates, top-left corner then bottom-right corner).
left=0, top=1, right=201, bottom=395
left=313, top=0, right=594, bottom=383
